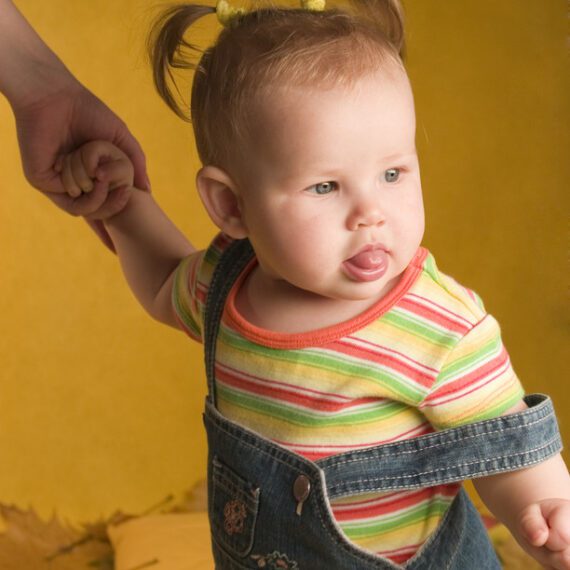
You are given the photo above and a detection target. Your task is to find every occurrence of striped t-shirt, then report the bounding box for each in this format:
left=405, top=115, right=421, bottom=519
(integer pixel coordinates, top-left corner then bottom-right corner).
left=172, top=233, right=524, bottom=564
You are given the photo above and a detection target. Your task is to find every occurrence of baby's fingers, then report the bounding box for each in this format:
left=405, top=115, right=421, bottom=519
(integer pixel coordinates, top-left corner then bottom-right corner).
left=46, top=180, right=132, bottom=220
left=60, top=154, right=83, bottom=198
left=95, top=157, right=134, bottom=191
left=60, top=149, right=96, bottom=197
left=520, top=503, right=549, bottom=547
left=542, top=500, right=570, bottom=552
left=85, top=184, right=133, bottom=221
left=71, top=149, right=95, bottom=193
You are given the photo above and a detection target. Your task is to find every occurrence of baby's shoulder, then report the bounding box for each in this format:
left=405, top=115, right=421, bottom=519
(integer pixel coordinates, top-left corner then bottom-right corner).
left=412, top=250, right=488, bottom=326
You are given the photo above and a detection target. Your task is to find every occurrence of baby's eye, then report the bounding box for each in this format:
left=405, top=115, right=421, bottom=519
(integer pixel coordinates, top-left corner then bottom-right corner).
left=307, top=181, right=338, bottom=195
left=384, top=168, right=400, bottom=183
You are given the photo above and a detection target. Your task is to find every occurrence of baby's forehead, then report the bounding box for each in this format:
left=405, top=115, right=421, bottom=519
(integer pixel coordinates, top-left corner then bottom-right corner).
left=222, top=65, right=415, bottom=180
left=252, top=65, right=413, bottom=117
left=231, top=68, right=416, bottom=178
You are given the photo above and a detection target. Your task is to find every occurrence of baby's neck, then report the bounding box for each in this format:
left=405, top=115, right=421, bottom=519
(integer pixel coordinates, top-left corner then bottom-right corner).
left=234, top=266, right=395, bottom=335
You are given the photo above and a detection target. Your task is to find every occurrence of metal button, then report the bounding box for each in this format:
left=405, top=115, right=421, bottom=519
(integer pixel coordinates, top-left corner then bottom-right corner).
left=293, top=474, right=311, bottom=516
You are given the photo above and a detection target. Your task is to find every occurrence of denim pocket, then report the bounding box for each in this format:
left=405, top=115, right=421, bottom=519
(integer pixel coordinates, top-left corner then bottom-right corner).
left=211, top=456, right=261, bottom=558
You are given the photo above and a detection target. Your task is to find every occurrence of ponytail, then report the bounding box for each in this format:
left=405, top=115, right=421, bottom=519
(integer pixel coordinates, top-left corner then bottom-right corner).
left=147, top=4, right=215, bottom=121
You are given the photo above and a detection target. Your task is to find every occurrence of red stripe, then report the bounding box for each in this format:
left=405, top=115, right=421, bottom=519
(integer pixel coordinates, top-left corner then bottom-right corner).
left=331, top=339, right=435, bottom=388
left=216, top=367, right=381, bottom=412
left=332, top=485, right=458, bottom=520
left=422, top=348, right=510, bottom=404
left=407, top=292, right=475, bottom=327
left=399, top=296, right=471, bottom=334
left=218, top=363, right=356, bottom=401
left=385, top=550, right=418, bottom=564
left=352, top=337, right=440, bottom=374
left=378, top=541, right=425, bottom=559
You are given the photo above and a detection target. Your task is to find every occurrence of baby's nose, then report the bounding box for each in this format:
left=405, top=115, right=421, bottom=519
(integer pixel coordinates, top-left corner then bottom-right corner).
left=346, top=194, right=386, bottom=230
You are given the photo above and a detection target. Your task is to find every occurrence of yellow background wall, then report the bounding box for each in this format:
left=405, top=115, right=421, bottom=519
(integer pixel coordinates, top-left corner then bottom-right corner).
left=0, top=0, right=567, bottom=524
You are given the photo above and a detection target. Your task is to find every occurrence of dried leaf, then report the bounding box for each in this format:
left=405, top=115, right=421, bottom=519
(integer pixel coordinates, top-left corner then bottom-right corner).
left=0, top=504, right=112, bottom=570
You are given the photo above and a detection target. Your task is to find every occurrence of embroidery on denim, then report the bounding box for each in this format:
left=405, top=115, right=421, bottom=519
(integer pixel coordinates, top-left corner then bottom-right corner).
left=251, top=551, right=300, bottom=569
left=223, top=499, right=247, bottom=535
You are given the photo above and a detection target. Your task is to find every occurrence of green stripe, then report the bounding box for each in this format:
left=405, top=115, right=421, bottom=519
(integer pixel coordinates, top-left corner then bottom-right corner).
left=341, top=498, right=452, bottom=539
left=383, top=310, right=460, bottom=349
left=468, top=387, right=524, bottom=423
left=422, top=252, right=441, bottom=284
left=218, top=386, right=409, bottom=427
left=438, top=335, right=501, bottom=384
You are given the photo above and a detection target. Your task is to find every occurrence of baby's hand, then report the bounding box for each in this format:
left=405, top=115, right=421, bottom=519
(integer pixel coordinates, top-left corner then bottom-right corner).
left=57, top=141, right=135, bottom=220
left=518, top=499, right=570, bottom=569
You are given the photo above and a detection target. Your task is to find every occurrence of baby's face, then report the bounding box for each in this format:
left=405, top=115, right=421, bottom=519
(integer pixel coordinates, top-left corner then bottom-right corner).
left=234, top=67, right=425, bottom=304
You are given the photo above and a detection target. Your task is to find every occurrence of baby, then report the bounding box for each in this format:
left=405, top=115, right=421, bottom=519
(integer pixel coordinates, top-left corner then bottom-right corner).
left=56, top=0, right=570, bottom=568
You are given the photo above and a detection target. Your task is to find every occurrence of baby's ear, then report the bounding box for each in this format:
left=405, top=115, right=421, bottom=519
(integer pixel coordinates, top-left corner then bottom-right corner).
left=196, top=166, right=247, bottom=239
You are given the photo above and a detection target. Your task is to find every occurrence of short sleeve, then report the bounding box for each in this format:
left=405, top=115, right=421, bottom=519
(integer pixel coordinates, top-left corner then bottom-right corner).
left=171, top=249, right=207, bottom=343
left=419, top=314, right=525, bottom=430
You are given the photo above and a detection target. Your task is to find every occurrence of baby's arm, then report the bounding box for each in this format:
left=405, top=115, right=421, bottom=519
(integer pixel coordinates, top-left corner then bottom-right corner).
left=474, top=401, right=570, bottom=569
left=61, top=141, right=195, bottom=327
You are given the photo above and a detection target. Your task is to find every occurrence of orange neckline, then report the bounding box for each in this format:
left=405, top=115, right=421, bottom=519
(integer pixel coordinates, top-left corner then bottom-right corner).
left=224, top=247, right=428, bottom=349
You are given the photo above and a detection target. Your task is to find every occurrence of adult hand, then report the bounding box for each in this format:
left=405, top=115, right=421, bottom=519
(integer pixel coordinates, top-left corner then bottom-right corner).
left=13, top=80, right=150, bottom=249
left=14, top=78, right=149, bottom=199
left=0, top=0, right=150, bottom=249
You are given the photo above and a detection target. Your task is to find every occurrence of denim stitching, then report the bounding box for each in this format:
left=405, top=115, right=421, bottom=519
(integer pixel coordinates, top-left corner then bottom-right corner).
left=326, top=409, right=557, bottom=468
left=211, top=535, right=253, bottom=569
left=329, top=438, right=561, bottom=494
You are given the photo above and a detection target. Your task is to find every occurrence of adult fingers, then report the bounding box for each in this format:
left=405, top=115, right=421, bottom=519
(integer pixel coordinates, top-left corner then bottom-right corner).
left=46, top=183, right=107, bottom=216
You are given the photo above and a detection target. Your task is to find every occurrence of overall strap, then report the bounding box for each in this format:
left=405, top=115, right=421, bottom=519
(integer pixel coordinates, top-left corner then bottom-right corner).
left=318, top=393, right=562, bottom=498
left=203, top=238, right=255, bottom=405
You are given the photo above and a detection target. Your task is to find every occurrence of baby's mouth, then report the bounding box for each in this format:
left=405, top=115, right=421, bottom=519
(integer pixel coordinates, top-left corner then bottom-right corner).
left=343, top=246, right=389, bottom=282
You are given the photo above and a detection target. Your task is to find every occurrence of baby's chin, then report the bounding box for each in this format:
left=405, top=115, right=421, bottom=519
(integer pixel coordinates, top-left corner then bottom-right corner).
left=323, top=278, right=401, bottom=305
left=348, top=270, right=405, bottom=296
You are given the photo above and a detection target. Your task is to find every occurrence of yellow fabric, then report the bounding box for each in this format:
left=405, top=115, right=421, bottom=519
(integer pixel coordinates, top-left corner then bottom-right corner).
left=108, top=513, right=214, bottom=570
left=215, top=0, right=246, bottom=27
left=216, top=0, right=326, bottom=27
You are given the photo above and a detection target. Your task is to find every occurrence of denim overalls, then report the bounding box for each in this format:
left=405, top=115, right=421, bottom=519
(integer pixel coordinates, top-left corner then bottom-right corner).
left=202, top=239, right=562, bottom=569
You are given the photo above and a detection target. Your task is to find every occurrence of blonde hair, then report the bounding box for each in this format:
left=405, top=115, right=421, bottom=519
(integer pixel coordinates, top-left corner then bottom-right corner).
left=148, top=1, right=405, bottom=170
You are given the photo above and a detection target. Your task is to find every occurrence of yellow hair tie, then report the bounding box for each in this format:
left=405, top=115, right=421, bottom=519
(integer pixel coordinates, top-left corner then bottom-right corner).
left=300, top=0, right=326, bottom=11
left=216, top=0, right=326, bottom=27
left=216, top=0, right=246, bottom=27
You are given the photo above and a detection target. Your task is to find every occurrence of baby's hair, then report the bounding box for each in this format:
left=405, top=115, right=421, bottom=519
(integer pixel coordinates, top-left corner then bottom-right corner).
left=148, top=0, right=405, bottom=171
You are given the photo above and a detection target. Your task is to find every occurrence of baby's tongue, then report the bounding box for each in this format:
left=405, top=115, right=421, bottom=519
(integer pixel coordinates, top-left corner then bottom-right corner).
left=349, top=249, right=387, bottom=269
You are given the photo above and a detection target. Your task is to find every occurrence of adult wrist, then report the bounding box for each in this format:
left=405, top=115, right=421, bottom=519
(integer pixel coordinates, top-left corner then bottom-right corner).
left=0, top=0, right=76, bottom=108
